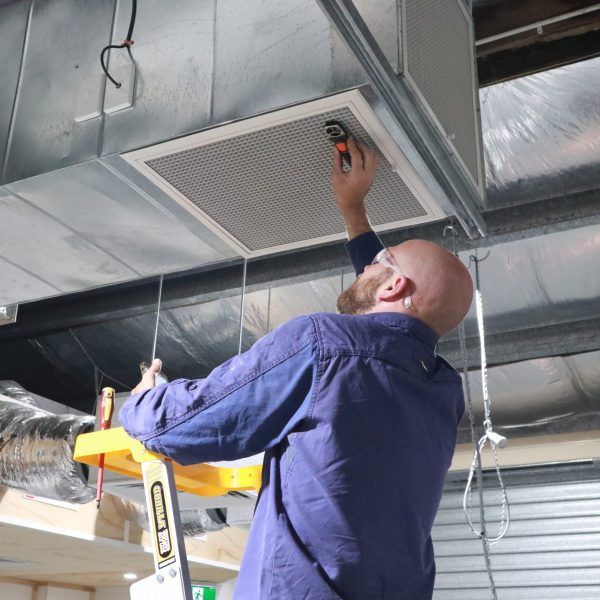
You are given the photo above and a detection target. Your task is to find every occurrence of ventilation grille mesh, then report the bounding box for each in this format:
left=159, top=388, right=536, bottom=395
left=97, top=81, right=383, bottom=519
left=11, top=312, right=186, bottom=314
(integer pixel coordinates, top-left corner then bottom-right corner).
left=404, top=0, right=480, bottom=186
left=146, top=108, right=426, bottom=253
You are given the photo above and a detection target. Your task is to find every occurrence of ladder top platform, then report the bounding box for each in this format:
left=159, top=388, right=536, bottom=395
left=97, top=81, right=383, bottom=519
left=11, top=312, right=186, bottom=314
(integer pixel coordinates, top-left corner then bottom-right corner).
left=74, top=427, right=261, bottom=497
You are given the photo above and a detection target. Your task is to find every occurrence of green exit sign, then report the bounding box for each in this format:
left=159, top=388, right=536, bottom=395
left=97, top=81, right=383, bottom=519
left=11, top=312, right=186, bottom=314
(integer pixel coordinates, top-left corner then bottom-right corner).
left=191, top=584, right=217, bottom=600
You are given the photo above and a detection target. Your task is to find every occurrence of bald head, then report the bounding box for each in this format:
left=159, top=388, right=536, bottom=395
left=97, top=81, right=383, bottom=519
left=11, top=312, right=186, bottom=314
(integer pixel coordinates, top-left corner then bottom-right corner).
left=388, top=240, right=473, bottom=335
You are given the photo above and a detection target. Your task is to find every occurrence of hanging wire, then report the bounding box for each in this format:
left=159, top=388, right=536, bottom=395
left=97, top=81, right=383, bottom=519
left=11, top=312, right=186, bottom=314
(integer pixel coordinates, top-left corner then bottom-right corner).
left=100, top=0, right=137, bottom=88
left=238, top=258, right=248, bottom=355
left=69, top=329, right=132, bottom=393
left=265, top=283, right=272, bottom=335
left=151, top=274, right=164, bottom=362
left=443, top=226, right=509, bottom=600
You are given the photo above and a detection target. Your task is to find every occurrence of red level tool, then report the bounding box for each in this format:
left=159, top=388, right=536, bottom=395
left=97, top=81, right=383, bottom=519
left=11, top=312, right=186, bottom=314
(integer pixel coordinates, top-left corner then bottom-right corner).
left=96, top=387, right=115, bottom=508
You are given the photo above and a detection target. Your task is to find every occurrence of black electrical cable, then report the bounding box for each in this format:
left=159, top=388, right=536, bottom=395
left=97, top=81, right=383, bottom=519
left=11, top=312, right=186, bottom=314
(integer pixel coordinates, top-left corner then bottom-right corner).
left=100, top=0, right=137, bottom=89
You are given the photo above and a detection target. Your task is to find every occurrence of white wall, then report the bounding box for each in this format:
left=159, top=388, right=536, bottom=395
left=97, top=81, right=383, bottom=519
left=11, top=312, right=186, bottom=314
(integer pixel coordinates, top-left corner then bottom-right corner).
left=0, top=581, right=32, bottom=600
left=40, top=586, right=91, bottom=600
left=217, top=578, right=238, bottom=600
left=94, top=581, right=238, bottom=600
left=94, top=586, right=131, bottom=600
left=0, top=580, right=237, bottom=600
left=0, top=583, right=94, bottom=600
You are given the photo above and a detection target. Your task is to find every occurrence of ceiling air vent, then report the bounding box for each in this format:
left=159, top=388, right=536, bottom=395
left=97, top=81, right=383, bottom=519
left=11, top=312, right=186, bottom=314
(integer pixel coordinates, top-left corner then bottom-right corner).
left=123, top=90, right=447, bottom=258
left=401, top=0, right=484, bottom=194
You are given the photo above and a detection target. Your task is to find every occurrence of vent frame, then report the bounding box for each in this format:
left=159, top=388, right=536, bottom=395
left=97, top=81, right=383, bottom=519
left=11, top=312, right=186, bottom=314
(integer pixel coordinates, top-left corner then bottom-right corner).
left=123, top=89, right=447, bottom=258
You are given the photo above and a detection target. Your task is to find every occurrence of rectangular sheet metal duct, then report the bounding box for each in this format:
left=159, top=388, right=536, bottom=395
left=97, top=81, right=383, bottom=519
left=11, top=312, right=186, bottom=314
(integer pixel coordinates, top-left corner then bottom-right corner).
left=124, top=0, right=485, bottom=255
left=125, top=90, right=456, bottom=257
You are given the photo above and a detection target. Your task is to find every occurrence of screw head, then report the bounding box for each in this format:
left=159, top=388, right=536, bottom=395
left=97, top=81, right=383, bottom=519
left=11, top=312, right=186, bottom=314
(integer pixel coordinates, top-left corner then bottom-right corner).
left=169, top=568, right=177, bottom=578
left=156, top=574, right=164, bottom=583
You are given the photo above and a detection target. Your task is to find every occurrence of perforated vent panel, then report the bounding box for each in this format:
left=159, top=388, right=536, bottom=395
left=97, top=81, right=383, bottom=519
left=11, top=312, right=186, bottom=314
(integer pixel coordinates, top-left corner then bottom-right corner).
left=146, top=108, right=426, bottom=253
left=404, top=0, right=480, bottom=187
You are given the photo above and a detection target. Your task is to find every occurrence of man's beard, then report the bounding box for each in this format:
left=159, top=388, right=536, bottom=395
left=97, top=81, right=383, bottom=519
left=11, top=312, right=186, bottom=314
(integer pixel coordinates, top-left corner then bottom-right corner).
left=336, top=270, right=390, bottom=315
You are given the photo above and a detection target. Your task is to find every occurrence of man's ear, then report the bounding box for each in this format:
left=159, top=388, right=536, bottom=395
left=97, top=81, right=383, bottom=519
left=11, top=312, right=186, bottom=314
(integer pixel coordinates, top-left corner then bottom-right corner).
left=377, top=276, right=411, bottom=303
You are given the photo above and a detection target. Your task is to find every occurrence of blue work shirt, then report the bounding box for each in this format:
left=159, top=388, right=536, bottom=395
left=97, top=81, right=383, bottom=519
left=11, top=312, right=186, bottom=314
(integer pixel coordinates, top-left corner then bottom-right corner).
left=120, top=232, right=464, bottom=600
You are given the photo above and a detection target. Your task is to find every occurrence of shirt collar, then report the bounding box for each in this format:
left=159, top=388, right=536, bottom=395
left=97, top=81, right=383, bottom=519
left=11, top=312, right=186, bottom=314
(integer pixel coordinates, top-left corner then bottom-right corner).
left=358, top=312, right=439, bottom=351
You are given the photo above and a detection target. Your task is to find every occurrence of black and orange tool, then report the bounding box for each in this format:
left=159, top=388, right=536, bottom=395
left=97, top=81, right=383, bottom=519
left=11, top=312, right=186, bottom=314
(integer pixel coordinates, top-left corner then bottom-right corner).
left=95, top=386, right=115, bottom=508
left=325, top=120, right=351, bottom=167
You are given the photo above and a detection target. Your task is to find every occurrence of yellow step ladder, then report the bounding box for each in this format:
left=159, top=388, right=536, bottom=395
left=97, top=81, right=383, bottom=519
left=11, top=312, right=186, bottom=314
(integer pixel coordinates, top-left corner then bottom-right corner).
left=75, top=425, right=261, bottom=599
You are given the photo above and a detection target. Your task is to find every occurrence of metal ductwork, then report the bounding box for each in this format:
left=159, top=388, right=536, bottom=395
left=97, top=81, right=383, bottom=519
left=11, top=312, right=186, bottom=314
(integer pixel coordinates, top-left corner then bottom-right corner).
left=0, top=0, right=485, bottom=305
left=122, top=0, right=486, bottom=255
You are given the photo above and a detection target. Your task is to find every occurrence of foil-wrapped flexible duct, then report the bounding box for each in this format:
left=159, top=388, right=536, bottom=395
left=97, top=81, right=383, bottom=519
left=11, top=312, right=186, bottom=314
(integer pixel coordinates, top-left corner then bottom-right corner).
left=0, top=382, right=95, bottom=503
left=0, top=380, right=38, bottom=406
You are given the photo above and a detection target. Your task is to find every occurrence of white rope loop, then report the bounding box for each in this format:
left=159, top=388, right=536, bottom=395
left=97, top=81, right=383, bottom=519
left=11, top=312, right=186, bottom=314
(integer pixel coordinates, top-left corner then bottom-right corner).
left=443, top=227, right=510, bottom=600
left=463, top=252, right=510, bottom=547
left=463, top=433, right=511, bottom=544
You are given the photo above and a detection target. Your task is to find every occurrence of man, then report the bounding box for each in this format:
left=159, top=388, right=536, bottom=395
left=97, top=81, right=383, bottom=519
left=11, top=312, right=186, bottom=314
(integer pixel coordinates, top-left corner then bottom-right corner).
left=120, top=139, right=473, bottom=599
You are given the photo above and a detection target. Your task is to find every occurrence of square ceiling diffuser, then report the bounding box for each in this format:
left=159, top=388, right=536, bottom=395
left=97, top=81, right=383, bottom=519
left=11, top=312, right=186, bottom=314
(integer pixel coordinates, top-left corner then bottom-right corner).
left=123, top=90, right=446, bottom=257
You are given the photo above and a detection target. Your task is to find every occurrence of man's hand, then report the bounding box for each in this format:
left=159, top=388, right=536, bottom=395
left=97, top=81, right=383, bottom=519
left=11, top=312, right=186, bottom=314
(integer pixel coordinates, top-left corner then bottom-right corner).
left=131, top=358, right=162, bottom=395
left=332, top=138, right=378, bottom=239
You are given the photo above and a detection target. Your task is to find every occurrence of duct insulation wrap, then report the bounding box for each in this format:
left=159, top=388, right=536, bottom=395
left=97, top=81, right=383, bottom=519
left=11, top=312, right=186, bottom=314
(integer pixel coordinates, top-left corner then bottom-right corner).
left=0, top=380, right=38, bottom=406
left=481, top=56, right=600, bottom=197
left=0, top=382, right=95, bottom=503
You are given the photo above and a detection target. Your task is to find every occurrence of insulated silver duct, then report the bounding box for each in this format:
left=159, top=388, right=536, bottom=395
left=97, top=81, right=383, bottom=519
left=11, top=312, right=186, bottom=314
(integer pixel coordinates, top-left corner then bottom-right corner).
left=0, top=381, right=95, bottom=503
left=481, top=56, right=600, bottom=200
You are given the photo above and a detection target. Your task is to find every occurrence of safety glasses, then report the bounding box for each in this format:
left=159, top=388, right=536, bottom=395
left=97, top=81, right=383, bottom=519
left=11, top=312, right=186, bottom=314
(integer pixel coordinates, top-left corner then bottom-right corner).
left=370, top=248, right=414, bottom=310
left=371, top=248, right=403, bottom=274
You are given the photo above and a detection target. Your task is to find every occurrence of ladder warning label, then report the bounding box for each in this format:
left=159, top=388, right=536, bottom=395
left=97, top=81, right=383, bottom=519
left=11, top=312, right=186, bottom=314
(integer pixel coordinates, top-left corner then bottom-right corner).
left=147, top=468, right=176, bottom=568
left=151, top=482, right=171, bottom=557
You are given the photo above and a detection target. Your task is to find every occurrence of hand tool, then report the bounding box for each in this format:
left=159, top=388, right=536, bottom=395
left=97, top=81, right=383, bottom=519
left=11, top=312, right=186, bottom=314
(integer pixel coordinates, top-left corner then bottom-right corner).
left=325, top=119, right=352, bottom=167
left=95, top=386, right=115, bottom=508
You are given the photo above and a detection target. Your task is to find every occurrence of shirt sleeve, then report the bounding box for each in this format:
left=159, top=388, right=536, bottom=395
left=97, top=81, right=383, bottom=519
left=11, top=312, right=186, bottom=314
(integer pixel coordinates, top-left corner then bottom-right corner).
left=344, top=231, right=385, bottom=275
left=118, top=316, right=319, bottom=465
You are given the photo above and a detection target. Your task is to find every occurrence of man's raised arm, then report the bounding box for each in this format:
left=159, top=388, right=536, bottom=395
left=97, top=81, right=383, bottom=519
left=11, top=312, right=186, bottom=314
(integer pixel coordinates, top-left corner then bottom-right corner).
left=332, top=138, right=384, bottom=274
